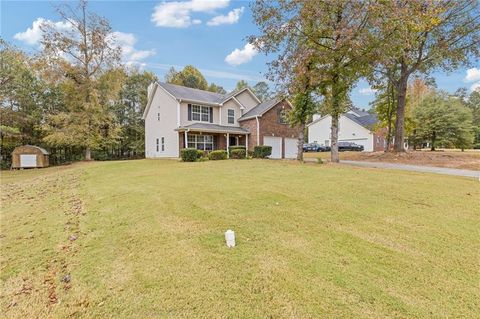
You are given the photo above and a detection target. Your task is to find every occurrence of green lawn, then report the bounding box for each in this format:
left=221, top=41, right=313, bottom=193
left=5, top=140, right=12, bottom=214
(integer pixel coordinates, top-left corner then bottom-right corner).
left=1, top=159, right=479, bottom=318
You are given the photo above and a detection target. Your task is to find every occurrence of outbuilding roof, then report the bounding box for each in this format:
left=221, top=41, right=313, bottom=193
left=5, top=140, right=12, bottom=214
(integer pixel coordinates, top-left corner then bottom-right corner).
left=13, top=145, right=49, bottom=155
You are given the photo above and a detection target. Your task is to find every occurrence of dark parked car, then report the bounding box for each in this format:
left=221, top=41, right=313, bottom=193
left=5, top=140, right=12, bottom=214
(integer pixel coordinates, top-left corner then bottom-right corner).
left=303, top=143, right=331, bottom=152
left=338, top=142, right=364, bottom=151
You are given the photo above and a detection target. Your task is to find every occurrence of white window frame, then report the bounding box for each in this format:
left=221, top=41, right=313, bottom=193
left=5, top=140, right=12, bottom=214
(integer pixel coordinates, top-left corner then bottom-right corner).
left=161, top=137, right=165, bottom=151
left=191, top=105, right=211, bottom=122
left=227, top=109, right=235, bottom=124
left=157, top=113, right=160, bottom=121
left=187, top=134, right=214, bottom=151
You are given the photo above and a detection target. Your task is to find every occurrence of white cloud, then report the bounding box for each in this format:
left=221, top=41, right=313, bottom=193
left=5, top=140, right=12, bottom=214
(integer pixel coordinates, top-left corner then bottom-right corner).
left=151, top=0, right=229, bottom=28
left=14, top=19, right=154, bottom=66
left=207, top=7, right=244, bottom=26
left=110, top=31, right=156, bottom=65
left=225, top=43, right=258, bottom=66
left=14, top=18, right=72, bottom=46
left=465, top=68, right=480, bottom=83
left=471, top=82, right=480, bottom=92
left=358, top=87, right=377, bottom=95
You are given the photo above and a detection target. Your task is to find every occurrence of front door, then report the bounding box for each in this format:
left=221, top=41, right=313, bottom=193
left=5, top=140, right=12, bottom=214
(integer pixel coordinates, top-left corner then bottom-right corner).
left=229, top=136, right=237, bottom=146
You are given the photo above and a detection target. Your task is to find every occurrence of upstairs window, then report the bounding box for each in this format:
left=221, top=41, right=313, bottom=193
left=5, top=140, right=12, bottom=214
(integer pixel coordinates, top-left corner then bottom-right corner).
left=189, top=104, right=212, bottom=123
left=278, top=109, right=289, bottom=124
left=227, top=109, right=235, bottom=124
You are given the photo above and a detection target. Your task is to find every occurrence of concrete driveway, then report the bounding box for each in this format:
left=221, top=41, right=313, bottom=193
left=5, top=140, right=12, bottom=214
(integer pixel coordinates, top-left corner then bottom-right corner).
left=341, top=160, right=479, bottom=179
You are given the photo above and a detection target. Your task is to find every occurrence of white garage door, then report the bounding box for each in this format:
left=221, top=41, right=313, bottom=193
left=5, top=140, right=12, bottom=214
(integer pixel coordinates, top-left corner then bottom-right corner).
left=340, top=138, right=370, bottom=152
left=284, top=138, right=298, bottom=159
left=263, top=136, right=282, bottom=159
left=20, top=154, right=37, bottom=168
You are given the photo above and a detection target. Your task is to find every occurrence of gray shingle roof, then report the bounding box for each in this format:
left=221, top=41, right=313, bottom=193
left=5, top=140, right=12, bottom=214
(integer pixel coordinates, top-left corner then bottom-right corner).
left=158, top=82, right=226, bottom=104
left=238, top=98, right=280, bottom=120
left=344, top=113, right=378, bottom=128
left=178, top=123, right=249, bottom=134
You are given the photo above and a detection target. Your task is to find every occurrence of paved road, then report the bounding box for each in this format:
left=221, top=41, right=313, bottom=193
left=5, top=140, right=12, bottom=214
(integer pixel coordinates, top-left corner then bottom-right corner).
left=340, top=160, right=479, bottom=178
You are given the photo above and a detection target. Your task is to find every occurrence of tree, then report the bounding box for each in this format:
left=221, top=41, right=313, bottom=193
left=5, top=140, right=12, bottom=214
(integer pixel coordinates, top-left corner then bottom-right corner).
left=208, top=83, right=226, bottom=94
left=112, top=69, right=157, bottom=156
left=251, top=1, right=376, bottom=162
left=166, top=65, right=208, bottom=90
left=372, top=1, right=480, bottom=152
left=466, top=89, right=480, bottom=148
left=371, top=79, right=397, bottom=151
left=412, top=91, right=474, bottom=150
left=235, top=80, right=249, bottom=91
left=40, top=0, right=121, bottom=160
left=252, top=81, right=271, bottom=101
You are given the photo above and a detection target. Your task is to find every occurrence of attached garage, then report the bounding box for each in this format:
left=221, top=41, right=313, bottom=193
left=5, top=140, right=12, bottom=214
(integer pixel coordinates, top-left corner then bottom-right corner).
left=284, top=138, right=298, bottom=159
left=263, top=136, right=282, bottom=159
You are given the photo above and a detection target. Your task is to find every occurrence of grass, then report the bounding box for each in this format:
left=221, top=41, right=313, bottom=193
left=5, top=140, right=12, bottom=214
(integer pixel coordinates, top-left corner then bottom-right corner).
left=1, top=159, right=479, bottom=318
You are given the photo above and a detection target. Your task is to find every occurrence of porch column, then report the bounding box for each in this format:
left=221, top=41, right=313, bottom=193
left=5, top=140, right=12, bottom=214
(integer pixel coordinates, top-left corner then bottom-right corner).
left=226, top=133, right=230, bottom=158
left=245, top=134, right=248, bottom=158
left=184, top=131, right=188, bottom=149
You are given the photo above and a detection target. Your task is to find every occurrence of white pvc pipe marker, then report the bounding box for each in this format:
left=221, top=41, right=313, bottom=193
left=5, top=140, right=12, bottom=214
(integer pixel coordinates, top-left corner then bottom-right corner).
left=225, top=229, right=235, bottom=247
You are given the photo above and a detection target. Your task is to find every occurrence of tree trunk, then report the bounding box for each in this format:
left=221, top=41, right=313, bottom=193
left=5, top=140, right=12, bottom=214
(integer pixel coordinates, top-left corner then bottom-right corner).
left=394, top=74, right=409, bottom=152
left=385, top=82, right=394, bottom=152
left=85, top=147, right=92, bottom=161
left=430, top=131, right=436, bottom=151
left=297, top=123, right=305, bottom=161
left=331, top=113, right=340, bottom=163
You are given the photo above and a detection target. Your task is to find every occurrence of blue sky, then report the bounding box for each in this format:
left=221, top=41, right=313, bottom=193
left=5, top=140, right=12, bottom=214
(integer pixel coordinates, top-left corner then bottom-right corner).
left=2, top=0, right=479, bottom=109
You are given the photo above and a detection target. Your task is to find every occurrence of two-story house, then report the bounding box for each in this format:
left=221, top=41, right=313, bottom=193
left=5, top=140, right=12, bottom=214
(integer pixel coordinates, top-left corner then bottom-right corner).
left=143, top=82, right=301, bottom=159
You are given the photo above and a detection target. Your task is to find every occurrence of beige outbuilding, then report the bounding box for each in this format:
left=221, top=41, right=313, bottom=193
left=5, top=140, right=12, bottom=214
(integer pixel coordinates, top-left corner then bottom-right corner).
left=11, top=145, right=49, bottom=169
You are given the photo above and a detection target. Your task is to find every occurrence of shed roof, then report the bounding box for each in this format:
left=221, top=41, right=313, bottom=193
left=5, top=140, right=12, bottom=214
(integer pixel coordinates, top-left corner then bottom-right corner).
left=13, top=145, right=49, bottom=155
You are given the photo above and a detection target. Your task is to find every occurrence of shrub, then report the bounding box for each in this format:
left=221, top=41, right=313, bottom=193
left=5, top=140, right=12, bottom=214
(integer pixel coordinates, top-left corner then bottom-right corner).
left=317, top=158, right=324, bottom=164
left=228, top=145, right=246, bottom=153
left=253, top=145, right=272, bottom=158
left=208, top=150, right=227, bottom=160
left=230, top=148, right=246, bottom=159
left=197, top=150, right=206, bottom=158
left=180, top=148, right=199, bottom=162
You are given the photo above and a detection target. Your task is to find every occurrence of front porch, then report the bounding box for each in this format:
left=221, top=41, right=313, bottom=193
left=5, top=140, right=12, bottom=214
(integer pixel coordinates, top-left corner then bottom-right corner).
left=176, top=124, right=250, bottom=156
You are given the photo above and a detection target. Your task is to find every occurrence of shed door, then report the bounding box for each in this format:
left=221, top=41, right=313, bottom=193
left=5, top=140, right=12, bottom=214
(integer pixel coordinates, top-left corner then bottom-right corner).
left=284, top=138, right=298, bottom=159
left=263, top=136, right=282, bottom=159
left=20, top=154, right=37, bottom=168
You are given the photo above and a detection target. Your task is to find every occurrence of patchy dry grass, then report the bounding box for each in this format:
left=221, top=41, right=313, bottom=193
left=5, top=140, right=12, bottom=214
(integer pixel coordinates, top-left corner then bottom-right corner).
left=304, top=150, right=480, bottom=170
left=1, top=160, right=479, bottom=318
